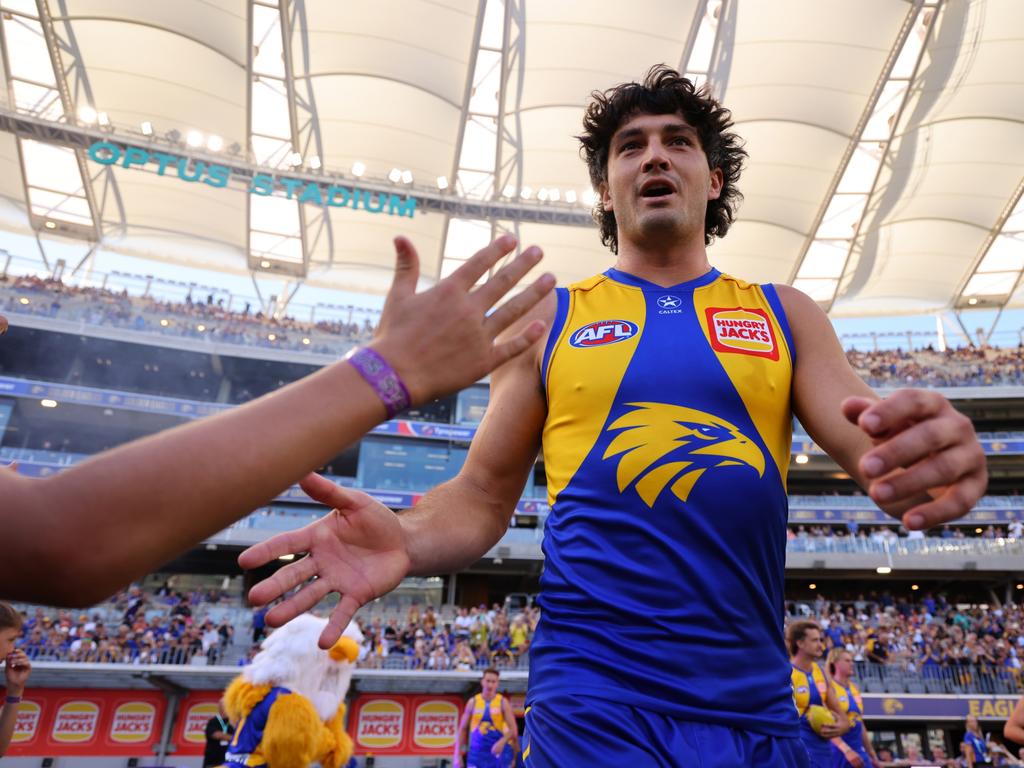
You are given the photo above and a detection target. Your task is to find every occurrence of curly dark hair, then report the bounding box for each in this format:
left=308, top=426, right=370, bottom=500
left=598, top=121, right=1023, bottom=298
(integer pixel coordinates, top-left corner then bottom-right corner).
left=578, top=64, right=747, bottom=253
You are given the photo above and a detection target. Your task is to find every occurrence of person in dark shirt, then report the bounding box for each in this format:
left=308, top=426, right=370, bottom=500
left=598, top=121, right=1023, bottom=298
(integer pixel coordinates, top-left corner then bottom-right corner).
left=202, top=702, right=234, bottom=767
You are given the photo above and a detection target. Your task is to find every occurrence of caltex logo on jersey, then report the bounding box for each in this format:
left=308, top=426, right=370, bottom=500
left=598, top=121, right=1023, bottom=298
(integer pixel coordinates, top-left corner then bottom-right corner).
left=569, top=319, right=639, bottom=348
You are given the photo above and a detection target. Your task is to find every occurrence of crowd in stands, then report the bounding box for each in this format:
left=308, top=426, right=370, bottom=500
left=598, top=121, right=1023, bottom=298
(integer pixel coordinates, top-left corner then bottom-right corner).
left=14, top=585, right=239, bottom=665
left=1, top=273, right=376, bottom=355
left=12, top=582, right=1024, bottom=700
left=789, top=519, right=1024, bottom=544
left=350, top=602, right=537, bottom=671
left=788, top=593, right=1024, bottom=694
left=4, top=270, right=1024, bottom=385
left=849, top=344, right=1024, bottom=388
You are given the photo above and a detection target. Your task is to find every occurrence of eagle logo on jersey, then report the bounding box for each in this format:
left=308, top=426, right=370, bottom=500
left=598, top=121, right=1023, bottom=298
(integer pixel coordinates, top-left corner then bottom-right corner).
left=602, top=402, right=765, bottom=507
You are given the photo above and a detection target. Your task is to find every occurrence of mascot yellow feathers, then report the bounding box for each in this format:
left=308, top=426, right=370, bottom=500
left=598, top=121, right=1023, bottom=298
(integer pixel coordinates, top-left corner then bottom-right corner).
left=221, top=614, right=362, bottom=768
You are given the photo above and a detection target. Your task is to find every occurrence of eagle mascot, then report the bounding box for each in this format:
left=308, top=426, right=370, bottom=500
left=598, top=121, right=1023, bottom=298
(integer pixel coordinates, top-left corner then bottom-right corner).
left=221, top=614, right=362, bottom=768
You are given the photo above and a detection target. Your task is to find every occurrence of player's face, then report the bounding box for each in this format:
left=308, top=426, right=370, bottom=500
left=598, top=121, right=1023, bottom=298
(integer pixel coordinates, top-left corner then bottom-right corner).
left=0, top=626, right=20, bottom=657
left=601, top=112, right=722, bottom=250
left=834, top=652, right=853, bottom=676
left=800, top=629, right=824, bottom=659
left=481, top=672, right=499, bottom=697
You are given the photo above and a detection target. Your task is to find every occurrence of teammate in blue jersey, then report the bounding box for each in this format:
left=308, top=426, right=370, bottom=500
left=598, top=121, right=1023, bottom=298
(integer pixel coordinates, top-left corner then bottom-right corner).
left=788, top=621, right=849, bottom=767
left=827, top=648, right=881, bottom=768
left=454, top=667, right=518, bottom=768
left=243, top=66, right=988, bottom=766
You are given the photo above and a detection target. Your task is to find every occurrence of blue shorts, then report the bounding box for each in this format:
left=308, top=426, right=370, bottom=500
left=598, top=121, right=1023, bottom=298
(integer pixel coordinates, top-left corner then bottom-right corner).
left=800, top=727, right=833, bottom=768
left=467, top=749, right=506, bottom=768
left=522, top=694, right=809, bottom=768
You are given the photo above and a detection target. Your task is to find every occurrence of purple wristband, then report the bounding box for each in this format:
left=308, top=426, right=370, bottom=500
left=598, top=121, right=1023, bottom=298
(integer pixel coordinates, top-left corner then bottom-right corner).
left=5, top=695, right=22, bottom=704
left=347, top=346, right=411, bottom=418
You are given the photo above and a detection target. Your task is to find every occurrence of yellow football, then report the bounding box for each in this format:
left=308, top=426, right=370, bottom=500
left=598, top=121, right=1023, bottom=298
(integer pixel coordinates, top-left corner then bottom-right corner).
left=805, top=705, right=836, bottom=735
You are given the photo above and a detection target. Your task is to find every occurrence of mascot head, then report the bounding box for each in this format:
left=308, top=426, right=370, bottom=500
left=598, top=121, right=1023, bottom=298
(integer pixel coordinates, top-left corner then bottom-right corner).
left=244, top=614, right=363, bottom=720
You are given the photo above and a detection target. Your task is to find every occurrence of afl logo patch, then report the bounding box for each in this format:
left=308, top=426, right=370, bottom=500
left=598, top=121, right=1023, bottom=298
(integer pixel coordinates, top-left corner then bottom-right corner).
left=569, top=319, right=639, bottom=348
left=706, top=307, right=779, bottom=361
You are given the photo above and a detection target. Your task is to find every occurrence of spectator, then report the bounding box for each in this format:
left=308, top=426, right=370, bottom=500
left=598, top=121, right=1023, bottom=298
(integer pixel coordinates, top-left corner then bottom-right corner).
left=252, top=606, right=268, bottom=644
left=0, top=602, right=31, bottom=758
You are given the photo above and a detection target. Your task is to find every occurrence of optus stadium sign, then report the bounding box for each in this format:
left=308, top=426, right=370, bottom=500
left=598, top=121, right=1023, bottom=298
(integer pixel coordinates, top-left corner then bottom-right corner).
left=86, top=140, right=417, bottom=218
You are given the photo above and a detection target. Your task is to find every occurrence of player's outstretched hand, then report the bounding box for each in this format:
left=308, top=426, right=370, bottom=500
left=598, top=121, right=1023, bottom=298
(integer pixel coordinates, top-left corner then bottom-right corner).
left=371, top=234, right=554, bottom=405
left=239, top=473, right=410, bottom=648
left=842, top=389, right=987, bottom=530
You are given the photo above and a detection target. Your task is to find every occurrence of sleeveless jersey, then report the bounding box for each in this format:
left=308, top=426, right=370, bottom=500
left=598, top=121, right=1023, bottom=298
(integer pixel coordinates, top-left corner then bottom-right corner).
left=529, top=267, right=797, bottom=735
left=831, top=680, right=865, bottom=751
left=792, top=662, right=832, bottom=761
left=224, top=686, right=288, bottom=767
left=469, top=693, right=507, bottom=755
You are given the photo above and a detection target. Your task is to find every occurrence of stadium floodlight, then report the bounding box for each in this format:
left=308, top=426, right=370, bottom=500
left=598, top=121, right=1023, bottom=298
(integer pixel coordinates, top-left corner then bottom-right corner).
left=207, top=135, right=224, bottom=152
left=582, top=189, right=598, bottom=206
left=43, top=220, right=56, bottom=230
left=40, top=399, right=58, bottom=408
left=159, top=319, right=170, bottom=327
left=437, top=175, right=449, bottom=190
left=911, top=584, right=919, bottom=591
left=876, top=566, right=892, bottom=574
left=388, top=168, right=402, bottom=183
left=520, top=186, right=533, bottom=200
left=1018, top=584, right=1023, bottom=590
left=78, top=106, right=97, bottom=124
left=967, top=297, right=978, bottom=305
left=196, top=324, right=206, bottom=332
left=503, top=184, right=515, bottom=198
left=97, top=112, right=110, bottom=127
left=795, top=454, right=809, bottom=465
left=537, top=188, right=549, bottom=202
left=302, top=337, right=311, bottom=345
left=18, top=297, right=29, bottom=305
left=549, top=188, right=561, bottom=202
left=140, top=121, right=154, bottom=136
left=166, top=128, right=181, bottom=143
left=287, top=151, right=302, bottom=167
left=401, top=170, right=413, bottom=184
left=351, top=161, right=366, bottom=177
left=565, top=190, right=578, bottom=204
left=309, top=155, right=322, bottom=170
left=809, top=583, right=816, bottom=590
left=186, top=130, right=204, bottom=148
left=260, top=259, right=271, bottom=269
left=267, top=333, right=277, bottom=341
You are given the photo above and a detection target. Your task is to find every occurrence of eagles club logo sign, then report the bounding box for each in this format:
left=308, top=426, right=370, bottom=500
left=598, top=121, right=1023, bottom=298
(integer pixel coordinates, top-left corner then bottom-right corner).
left=603, top=402, right=766, bottom=507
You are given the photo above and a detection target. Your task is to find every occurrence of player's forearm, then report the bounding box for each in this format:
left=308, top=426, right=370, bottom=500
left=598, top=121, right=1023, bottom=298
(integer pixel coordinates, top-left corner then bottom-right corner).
left=0, top=702, right=19, bottom=756
left=1005, top=722, right=1024, bottom=745
left=401, top=475, right=515, bottom=576
left=7, top=360, right=384, bottom=605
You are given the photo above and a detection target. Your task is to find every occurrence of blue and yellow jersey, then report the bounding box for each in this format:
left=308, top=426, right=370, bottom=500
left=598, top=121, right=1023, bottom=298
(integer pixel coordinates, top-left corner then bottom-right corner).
left=831, top=679, right=865, bottom=750
left=529, top=267, right=797, bottom=735
left=791, top=662, right=828, bottom=716
left=792, top=662, right=832, bottom=759
left=468, top=693, right=507, bottom=756
left=224, top=686, right=287, bottom=767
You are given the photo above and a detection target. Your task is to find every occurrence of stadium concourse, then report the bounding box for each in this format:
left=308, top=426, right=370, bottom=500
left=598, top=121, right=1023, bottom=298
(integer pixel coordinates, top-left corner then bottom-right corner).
left=1, top=0, right=1024, bottom=767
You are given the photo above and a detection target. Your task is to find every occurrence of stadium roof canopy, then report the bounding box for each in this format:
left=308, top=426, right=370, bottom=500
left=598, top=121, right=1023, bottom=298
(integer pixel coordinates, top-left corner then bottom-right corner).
left=0, top=0, right=1021, bottom=317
